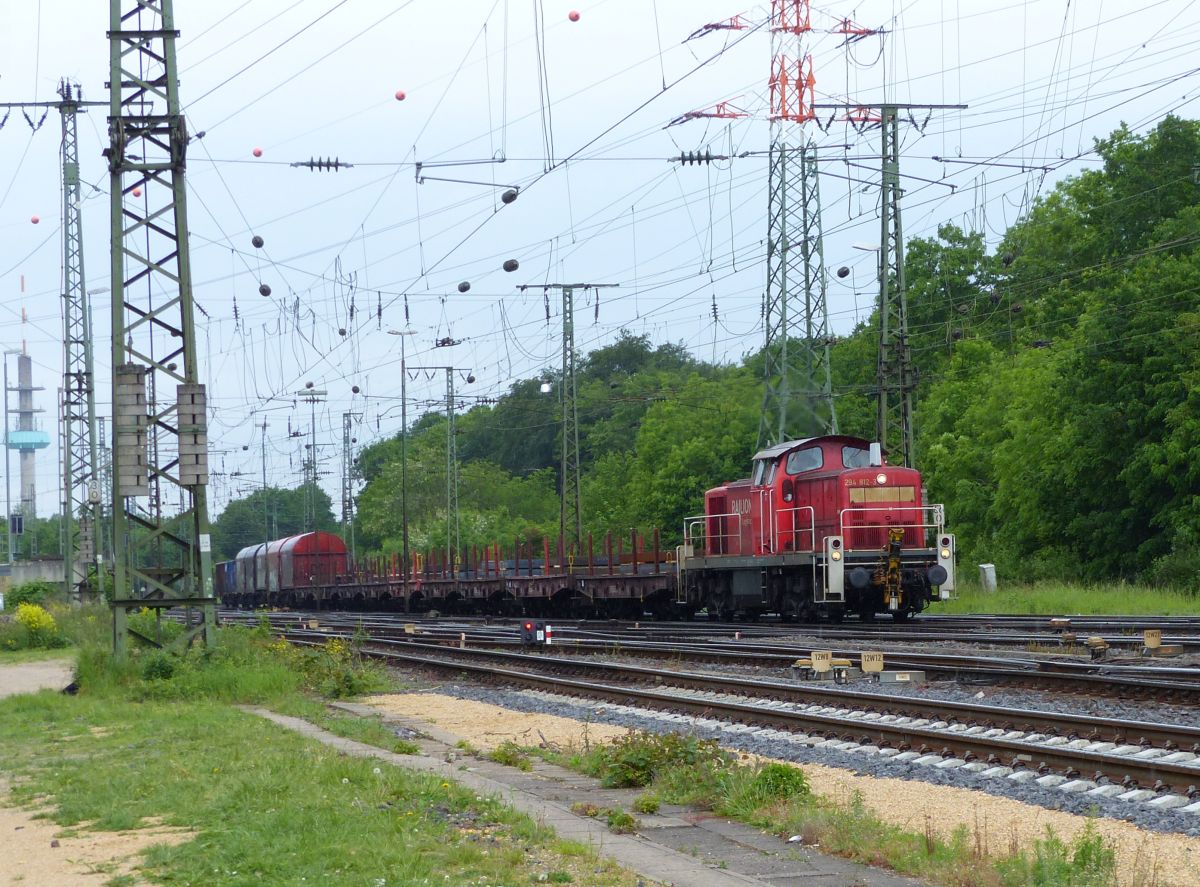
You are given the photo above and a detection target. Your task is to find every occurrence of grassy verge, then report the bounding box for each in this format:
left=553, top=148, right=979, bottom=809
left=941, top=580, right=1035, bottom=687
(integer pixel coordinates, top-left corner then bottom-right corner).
left=936, top=581, right=1199, bottom=616
left=0, top=610, right=637, bottom=886
left=519, top=730, right=1130, bottom=887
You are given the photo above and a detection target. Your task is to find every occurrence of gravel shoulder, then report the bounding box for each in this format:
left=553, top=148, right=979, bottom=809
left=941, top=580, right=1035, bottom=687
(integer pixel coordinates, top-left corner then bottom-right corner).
left=367, top=686, right=1200, bottom=887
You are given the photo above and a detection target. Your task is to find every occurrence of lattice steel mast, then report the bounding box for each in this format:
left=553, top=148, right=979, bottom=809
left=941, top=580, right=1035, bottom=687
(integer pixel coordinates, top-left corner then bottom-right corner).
left=758, top=0, right=835, bottom=449
left=445, top=369, right=458, bottom=571
left=59, top=82, right=103, bottom=599
left=108, top=0, right=215, bottom=653
left=518, top=283, right=617, bottom=551
left=0, top=85, right=105, bottom=598
left=877, top=106, right=911, bottom=466
left=814, top=101, right=965, bottom=466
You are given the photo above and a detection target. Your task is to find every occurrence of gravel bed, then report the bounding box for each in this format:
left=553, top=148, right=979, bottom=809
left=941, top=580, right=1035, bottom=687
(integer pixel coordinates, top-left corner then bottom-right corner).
left=570, top=652, right=1200, bottom=726
left=435, top=681, right=1200, bottom=837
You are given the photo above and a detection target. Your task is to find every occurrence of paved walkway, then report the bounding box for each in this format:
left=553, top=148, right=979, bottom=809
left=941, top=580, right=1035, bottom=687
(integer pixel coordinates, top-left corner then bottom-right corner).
left=0, top=658, right=73, bottom=700
left=248, top=703, right=926, bottom=887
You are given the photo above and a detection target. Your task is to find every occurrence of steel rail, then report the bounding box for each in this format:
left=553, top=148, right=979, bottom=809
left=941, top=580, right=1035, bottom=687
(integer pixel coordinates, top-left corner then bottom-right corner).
left=276, top=628, right=1200, bottom=751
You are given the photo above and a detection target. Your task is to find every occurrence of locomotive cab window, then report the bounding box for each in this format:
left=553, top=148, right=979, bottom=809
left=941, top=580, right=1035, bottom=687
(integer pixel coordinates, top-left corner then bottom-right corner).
left=842, top=446, right=872, bottom=468
left=752, top=460, right=767, bottom=485
left=785, top=447, right=824, bottom=475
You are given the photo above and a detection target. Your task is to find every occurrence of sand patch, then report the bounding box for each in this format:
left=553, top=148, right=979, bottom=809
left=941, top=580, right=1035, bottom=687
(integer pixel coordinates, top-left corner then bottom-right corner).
left=369, top=691, right=629, bottom=750
left=0, top=785, right=191, bottom=886
left=368, top=691, right=1200, bottom=887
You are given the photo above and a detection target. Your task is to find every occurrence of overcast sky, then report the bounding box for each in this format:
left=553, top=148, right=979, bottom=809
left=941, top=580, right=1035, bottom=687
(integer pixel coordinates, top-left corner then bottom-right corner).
left=2, top=0, right=1198, bottom=519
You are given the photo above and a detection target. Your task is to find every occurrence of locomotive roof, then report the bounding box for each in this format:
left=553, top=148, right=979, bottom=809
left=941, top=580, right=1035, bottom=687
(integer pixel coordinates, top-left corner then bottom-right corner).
left=751, top=434, right=871, bottom=462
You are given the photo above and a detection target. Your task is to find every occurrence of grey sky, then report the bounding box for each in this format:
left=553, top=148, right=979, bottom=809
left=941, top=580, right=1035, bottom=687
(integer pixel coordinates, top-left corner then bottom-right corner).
left=2, top=0, right=1197, bottom=518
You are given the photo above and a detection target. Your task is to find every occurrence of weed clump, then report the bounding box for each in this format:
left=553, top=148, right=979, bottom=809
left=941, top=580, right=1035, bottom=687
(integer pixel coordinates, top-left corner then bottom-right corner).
left=631, top=793, right=660, bottom=815
left=996, top=823, right=1117, bottom=886
left=603, top=808, right=637, bottom=833
left=587, top=730, right=728, bottom=787
left=488, top=741, right=534, bottom=771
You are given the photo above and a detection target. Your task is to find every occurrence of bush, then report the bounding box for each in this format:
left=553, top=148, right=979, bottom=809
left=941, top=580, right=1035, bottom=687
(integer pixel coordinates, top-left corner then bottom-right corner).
left=7, top=579, right=56, bottom=608
left=140, top=651, right=178, bottom=681
left=9, top=603, right=67, bottom=649
left=749, top=762, right=809, bottom=801
left=1145, top=543, right=1200, bottom=589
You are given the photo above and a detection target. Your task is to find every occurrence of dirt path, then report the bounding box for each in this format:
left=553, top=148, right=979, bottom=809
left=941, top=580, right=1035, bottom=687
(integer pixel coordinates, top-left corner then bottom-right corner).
left=368, top=691, right=1200, bottom=887
left=0, top=657, right=73, bottom=699
left=0, top=657, right=191, bottom=886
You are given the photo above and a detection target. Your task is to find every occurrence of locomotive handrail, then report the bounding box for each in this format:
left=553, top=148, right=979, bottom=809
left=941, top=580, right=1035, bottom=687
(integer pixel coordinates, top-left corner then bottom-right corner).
left=770, top=505, right=816, bottom=553
left=838, top=504, right=945, bottom=547
left=683, top=512, right=742, bottom=557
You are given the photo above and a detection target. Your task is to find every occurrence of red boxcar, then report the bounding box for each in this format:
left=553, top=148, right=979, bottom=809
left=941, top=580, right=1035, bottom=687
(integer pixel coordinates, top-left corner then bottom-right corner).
left=233, top=532, right=348, bottom=604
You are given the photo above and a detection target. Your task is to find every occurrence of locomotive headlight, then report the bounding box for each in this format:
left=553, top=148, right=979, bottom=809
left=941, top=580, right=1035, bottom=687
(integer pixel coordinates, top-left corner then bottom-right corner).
left=875, top=473, right=887, bottom=484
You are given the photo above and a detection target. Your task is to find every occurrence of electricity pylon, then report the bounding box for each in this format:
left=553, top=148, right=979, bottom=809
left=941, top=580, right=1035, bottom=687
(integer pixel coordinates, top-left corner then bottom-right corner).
left=108, top=0, right=215, bottom=654
left=757, top=1, right=835, bottom=449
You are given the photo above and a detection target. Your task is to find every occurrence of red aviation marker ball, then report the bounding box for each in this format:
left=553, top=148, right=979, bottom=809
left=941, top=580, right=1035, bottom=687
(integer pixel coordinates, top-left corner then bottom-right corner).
left=394, top=90, right=406, bottom=101
left=252, top=147, right=263, bottom=157
left=132, top=187, right=142, bottom=197
left=30, top=215, right=39, bottom=224
left=568, top=10, right=580, bottom=21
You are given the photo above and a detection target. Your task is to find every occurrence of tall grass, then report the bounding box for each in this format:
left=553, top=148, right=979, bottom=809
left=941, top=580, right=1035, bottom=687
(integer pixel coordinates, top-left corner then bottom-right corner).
left=937, top=581, right=1199, bottom=616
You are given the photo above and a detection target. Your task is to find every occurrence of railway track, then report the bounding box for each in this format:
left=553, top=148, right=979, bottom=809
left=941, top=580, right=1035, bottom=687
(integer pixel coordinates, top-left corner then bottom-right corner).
left=219, top=608, right=1200, bottom=650
left=220, top=611, right=1200, bottom=701
left=275, top=628, right=1200, bottom=804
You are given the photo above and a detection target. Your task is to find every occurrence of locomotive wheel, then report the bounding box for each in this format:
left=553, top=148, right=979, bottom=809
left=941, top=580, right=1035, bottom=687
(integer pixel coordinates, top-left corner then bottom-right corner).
left=780, top=593, right=805, bottom=623
left=705, top=596, right=733, bottom=622
left=892, top=609, right=910, bottom=622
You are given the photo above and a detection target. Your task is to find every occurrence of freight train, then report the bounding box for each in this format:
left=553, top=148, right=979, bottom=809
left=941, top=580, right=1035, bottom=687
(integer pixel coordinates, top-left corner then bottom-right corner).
left=216, top=434, right=956, bottom=620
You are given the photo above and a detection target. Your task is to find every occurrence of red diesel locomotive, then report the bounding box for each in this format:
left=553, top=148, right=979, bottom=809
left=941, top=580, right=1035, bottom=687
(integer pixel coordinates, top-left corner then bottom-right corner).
left=680, top=434, right=956, bottom=621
